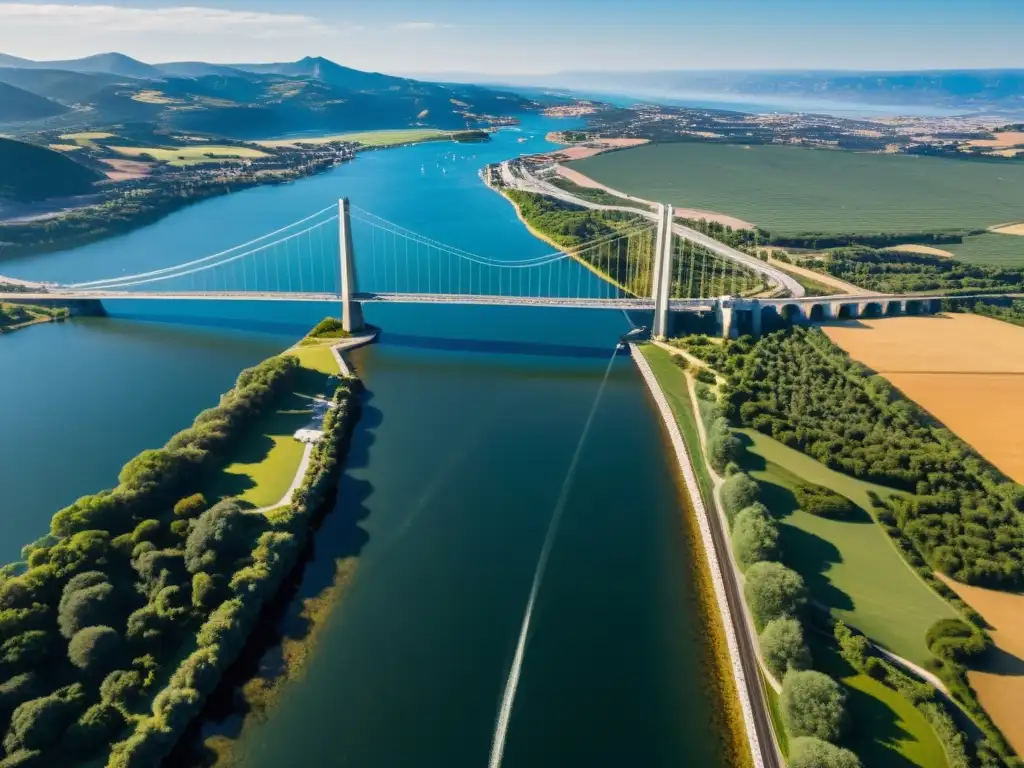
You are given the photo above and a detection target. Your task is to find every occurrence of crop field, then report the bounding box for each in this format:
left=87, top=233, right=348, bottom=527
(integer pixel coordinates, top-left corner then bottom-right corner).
left=257, top=128, right=449, bottom=149
left=738, top=428, right=957, bottom=666
left=108, top=144, right=270, bottom=166
left=824, top=314, right=1024, bottom=483
left=60, top=131, right=116, bottom=147
left=809, top=634, right=949, bottom=768
left=569, top=143, right=1024, bottom=234
left=946, top=232, right=1024, bottom=265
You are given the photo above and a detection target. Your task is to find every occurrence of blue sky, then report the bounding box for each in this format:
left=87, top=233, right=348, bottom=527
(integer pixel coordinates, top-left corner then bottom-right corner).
left=0, top=0, right=1021, bottom=74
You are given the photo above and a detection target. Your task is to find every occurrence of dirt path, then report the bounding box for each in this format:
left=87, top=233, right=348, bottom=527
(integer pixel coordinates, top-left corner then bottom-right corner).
left=767, top=258, right=869, bottom=295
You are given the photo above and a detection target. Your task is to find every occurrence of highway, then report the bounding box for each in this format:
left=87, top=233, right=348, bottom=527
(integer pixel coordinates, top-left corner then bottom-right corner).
left=501, top=160, right=806, bottom=298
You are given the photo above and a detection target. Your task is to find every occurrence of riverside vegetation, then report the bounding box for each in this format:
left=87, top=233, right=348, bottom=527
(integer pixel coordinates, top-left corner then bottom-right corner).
left=0, top=329, right=361, bottom=767
left=673, top=328, right=1023, bottom=767
left=0, top=303, right=69, bottom=333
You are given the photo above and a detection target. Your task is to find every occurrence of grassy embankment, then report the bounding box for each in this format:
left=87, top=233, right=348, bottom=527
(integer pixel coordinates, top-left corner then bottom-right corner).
left=637, top=344, right=753, bottom=768
left=640, top=342, right=952, bottom=768
left=0, top=302, right=70, bottom=333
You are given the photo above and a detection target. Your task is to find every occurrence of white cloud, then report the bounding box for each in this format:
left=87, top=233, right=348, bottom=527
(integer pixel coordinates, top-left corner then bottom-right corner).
left=0, top=4, right=333, bottom=36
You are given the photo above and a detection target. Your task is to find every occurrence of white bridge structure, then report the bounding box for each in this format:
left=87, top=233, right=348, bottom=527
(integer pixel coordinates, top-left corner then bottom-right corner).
left=0, top=198, right=974, bottom=337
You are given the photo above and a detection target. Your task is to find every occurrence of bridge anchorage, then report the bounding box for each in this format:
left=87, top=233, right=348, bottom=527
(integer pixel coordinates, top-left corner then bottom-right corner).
left=1, top=198, right=985, bottom=338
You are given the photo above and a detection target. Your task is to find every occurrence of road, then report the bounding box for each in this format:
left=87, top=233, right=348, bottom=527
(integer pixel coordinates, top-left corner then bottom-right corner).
left=502, top=160, right=805, bottom=299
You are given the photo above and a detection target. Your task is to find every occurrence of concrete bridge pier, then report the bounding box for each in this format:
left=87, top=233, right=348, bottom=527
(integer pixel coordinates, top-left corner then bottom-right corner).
left=652, top=203, right=675, bottom=339
left=339, top=197, right=365, bottom=333
left=716, top=299, right=738, bottom=339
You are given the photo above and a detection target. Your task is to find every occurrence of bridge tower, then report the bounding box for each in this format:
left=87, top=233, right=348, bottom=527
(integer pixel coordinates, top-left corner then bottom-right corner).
left=338, top=198, right=364, bottom=333
left=651, top=204, right=675, bottom=339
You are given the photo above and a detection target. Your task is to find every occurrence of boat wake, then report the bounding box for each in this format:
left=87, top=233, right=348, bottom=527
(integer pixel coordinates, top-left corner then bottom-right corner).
left=487, top=345, right=619, bottom=768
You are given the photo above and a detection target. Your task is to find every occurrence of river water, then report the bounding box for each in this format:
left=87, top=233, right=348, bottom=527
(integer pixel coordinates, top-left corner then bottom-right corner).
left=0, top=116, right=733, bottom=766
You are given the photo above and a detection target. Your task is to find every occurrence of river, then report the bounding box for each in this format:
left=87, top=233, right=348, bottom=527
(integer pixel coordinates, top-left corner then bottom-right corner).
left=0, top=115, right=734, bottom=766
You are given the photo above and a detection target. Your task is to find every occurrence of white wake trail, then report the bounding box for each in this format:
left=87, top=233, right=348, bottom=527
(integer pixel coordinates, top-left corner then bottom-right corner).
left=487, top=346, right=619, bottom=768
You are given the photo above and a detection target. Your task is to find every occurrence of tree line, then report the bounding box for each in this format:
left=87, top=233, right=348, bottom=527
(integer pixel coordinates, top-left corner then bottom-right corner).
left=687, top=327, right=1024, bottom=589
left=822, top=249, right=1024, bottom=294
left=0, top=351, right=362, bottom=766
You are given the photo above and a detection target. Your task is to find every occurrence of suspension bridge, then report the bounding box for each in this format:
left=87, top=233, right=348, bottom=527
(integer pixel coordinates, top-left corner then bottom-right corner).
left=2, top=198, right=992, bottom=338
left=0, top=199, right=786, bottom=335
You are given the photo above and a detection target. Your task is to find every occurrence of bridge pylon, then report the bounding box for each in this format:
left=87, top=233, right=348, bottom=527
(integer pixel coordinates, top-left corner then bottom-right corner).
left=652, top=204, right=674, bottom=339
left=338, top=198, right=364, bottom=333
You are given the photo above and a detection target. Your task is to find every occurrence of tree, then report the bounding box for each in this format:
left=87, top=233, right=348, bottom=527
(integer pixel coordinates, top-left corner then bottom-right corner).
left=0, top=674, right=39, bottom=725
left=722, top=473, right=760, bottom=523
left=0, top=632, right=51, bottom=675
left=0, top=750, right=43, bottom=768
left=62, top=702, right=126, bottom=757
left=185, top=501, right=254, bottom=574
left=68, top=626, right=121, bottom=675
left=759, top=618, right=811, bottom=679
left=743, top=562, right=807, bottom=628
left=173, top=493, right=207, bottom=519
left=58, top=582, right=116, bottom=639
left=793, top=483, right=858, bottom=520
left=788, top=737, right=862, bottom=768
left=191, top=572, right=217, bottom=610
left=708, top=427, right=743, bottom=474
left=782, top=670, right=848, bottom=742
left=731, top=507, right=780, bottom=571
left=4, top=684, right=86, bottom=754
left=131, top=520, right=161, bottom=545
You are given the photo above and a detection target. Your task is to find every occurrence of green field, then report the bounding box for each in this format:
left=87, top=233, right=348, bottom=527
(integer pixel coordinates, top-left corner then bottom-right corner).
left=207, top=343, right=339, bottom=508
left=738, top=429, right=958, bottom=666
left=108, top=144, right=270, bottom=166
left=947, top=232, right=1024, bottom=265
left=809, top=633, right=950, bottom=768
left=257, top=128, right=449, bottom=149
left=640, top=344, right=717, bottom=504
left=570, top=143, right=1024, bottom=235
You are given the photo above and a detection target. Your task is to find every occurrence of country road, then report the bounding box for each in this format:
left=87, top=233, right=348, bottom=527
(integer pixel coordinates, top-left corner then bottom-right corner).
left=502, top=160, right=805, bottom=299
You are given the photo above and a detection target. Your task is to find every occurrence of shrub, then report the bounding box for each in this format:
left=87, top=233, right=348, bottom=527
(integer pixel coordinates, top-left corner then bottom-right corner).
left=759, top=617, right=811, bottom=679
left=793, top=483, right=858, bottom=520
left=926, top=618, right=989, bottom=662
left=834, top=621, right=870, bottom=671
left=0, top=674, right=39, bottom=725
left=152, top=687, right=200, bottom=732
left=722, top=472, right=760, bottom=524
left=731, top=507, right=780, bottom=570
left=743, top=562, right=807, bottom=628
left=306, top=317, right=349, bottom=340
left=782, top=670, right=848, bottom=742
left=68, top=626, right=121, bottom=675
left=788, top=736, right=862, bottom=768
left=191, top=572, right=218, bottom=610
left=695, top=368, right=717, bottom=384
left=132, top=519, right=161, bottom=544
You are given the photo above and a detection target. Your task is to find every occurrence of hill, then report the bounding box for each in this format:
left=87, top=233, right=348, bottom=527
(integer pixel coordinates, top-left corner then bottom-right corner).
left=0, top=53, right=537, bottom=137
left=0, top=52, right=161, bottom=78
left=0, top=81, right=68, bottom=121
left=0, top=138, right=102, bottom=202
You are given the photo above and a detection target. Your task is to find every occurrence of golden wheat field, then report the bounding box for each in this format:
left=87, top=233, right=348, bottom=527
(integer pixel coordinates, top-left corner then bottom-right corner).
left=937, top=574, right=1024, bottom=756
left=824, top=314, right=1024, bottom=483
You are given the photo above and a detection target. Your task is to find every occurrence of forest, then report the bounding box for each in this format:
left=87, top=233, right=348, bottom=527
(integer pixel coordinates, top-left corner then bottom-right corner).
left=0, top=353, right=361, bottom=766
left=679, top=327, right=1024, bottom=589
